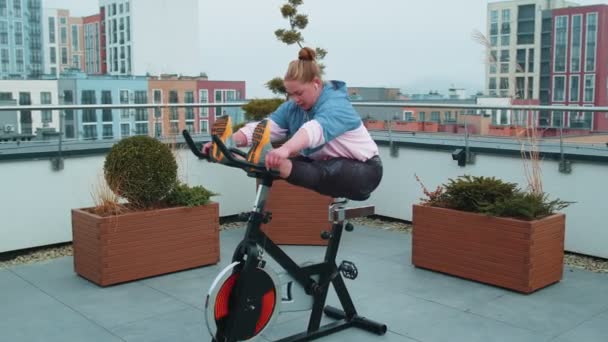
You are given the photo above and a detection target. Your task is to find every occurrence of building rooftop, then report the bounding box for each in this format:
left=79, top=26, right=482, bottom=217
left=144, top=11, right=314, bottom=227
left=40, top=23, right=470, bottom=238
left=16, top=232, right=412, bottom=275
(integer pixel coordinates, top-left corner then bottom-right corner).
left=1, top=225, right=607, bottom=342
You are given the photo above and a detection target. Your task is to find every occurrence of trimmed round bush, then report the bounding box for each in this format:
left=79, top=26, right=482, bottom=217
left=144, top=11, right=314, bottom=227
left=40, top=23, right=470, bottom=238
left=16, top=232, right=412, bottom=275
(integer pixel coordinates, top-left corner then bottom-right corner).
left=104, top=136, right=177, bottom=208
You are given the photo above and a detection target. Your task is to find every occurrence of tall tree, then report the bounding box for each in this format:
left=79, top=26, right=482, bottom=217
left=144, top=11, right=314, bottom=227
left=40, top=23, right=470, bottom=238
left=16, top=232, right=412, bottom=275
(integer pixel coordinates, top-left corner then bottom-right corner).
left=266, top=0, right=327, bottom=97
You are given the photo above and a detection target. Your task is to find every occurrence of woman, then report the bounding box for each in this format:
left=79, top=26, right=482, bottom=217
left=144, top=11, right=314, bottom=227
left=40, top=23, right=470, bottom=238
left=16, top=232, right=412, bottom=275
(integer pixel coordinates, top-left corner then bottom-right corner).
left=206, top=47, right=382, bottom=201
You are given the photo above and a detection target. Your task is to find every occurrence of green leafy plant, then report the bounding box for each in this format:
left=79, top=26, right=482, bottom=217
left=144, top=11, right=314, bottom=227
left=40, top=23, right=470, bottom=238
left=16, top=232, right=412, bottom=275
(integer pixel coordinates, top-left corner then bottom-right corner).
left=416, top=174, right=572, bottom=220
left=165, top=181, right=218, bottom=208
left=241, top=98, right=285, bottom=121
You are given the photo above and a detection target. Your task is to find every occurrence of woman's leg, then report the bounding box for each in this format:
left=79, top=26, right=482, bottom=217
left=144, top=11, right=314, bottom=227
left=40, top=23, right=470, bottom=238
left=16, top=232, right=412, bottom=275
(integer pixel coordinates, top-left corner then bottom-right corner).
left=282, top=156, right=383, bottom=201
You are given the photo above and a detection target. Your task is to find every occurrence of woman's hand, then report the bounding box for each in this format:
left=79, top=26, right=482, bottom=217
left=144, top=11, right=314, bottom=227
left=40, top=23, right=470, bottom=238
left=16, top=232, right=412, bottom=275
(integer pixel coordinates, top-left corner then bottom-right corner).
left=265, top=146, right=290, bottom=169
left=201, top=141, right=212, bottom=155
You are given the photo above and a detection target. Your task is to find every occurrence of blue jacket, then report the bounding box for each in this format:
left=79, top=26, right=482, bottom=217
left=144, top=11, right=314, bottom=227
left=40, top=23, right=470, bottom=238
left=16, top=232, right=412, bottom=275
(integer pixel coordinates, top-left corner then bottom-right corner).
left=270, top=80, right=361, bottom=156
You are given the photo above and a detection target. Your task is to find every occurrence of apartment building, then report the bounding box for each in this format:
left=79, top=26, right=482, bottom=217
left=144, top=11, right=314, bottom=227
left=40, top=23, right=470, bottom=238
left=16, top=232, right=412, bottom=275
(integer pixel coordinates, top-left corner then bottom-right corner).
left=83, top=14, right=102, bottom=75
left=0, top=79, right=59, bottom=134
left=0, top=0, right=43, bottom=79
left=58, top=71, right=149, bottom=140
left=541, top=5, right=608, bottom=131
left=43, top=8, right=84, bottom=76
left=99, top=0, right=201, bottom=76
left=485, top=0, right=576, bottom=99
left=148, top=76, right=246, bottom=137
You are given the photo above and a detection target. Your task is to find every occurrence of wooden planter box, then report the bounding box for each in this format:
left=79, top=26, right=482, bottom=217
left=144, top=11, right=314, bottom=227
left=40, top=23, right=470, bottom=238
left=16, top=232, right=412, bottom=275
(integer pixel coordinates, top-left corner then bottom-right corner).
left=363, top=120, right=386, bottom=130
left=72, top=202, right=220, bottom=286
left=260, top=180, right=333, bottom=245
left=412, top=204, right=565, bottom=294
left=391, top=121, right=422, bottom=132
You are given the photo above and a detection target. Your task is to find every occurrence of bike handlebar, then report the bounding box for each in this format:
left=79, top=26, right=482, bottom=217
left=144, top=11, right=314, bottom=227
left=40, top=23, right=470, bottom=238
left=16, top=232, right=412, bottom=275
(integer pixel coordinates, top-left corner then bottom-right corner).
left=182, top=129, right=280, bottom=178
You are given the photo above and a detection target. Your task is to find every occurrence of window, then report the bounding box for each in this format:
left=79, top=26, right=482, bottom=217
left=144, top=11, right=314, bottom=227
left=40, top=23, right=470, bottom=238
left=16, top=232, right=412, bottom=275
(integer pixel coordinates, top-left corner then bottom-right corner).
left=499, top=77, right=509, bottom=90
left=489, top=77, right=497, bottom=90
left=200, top=119, right=208, bottom=134
left=585, top=13, right=597, bottom=72
left=15, top=49, right=24, bottom=72
left=41, top=92, right=52, bottom=124
left=552, top=111, right=565, bottom=127
left=553, top=16, right=567, bottom=73
left=430, top=112, right=440, bottom=122
left=0, top=48, right=8, bottom=72
left=19, top=92, right=32, bottom=134
left=584, top=74, right=595, bottom=102
left=569, top=75, right=580, bottom=102
left=0, top=0, right=6, bottom=17
left=516, top=49, right=525, bottom=72
left=527, top=48, right=534, bottom=73
left=185, top=91, right=194, bottom=120
left=61, top=47, right=67, bottom=64
left=169, top=90, right=179, bottom=124
left=570, top=14, right=582, bottom=72
left=71, top=25, right=79, bottom=50
left=134, top=90, right=148, bottom=122
left=403, top=111, right=414, bottom=121
left=101, top=90, right=112, bottom=123
left=49, top=47, right=56, bottom=64
left=213, top=89, right=238, bottom=121
left=13, top=0, right=21, bottom=17
left=81, top=90, right=97, bottom=140
left=516, top=77, right=525, bottom=99
left=48, top=17, right=55, bottom=43
left=152, top=89, right=162, bottom=119
left=60, top=26, right=67, bottom=44
left=134, top=90, right=148, bottom=136
left=527, top=77, right=534, bottom=99
left=0, top=21, right=7, bottom=44
left=120, top=89, right=130, bottom=124
left=553, top=76, right=566, bottom=102
left=72, top=55, right=80, bottom=68
left=14, top=22, right=22, bottom=45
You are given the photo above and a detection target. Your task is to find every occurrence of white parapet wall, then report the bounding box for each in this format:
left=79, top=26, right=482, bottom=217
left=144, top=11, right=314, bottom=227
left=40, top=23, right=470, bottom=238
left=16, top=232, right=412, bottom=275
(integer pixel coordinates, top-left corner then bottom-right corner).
left=0, top=149, right=255, bottom=254
left=0, top=145, right=607, bottom=259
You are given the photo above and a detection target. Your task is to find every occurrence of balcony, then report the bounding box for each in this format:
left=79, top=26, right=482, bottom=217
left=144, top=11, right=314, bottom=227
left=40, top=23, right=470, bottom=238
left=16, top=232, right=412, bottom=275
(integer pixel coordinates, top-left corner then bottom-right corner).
left=1, top=102, right=608, bottom=341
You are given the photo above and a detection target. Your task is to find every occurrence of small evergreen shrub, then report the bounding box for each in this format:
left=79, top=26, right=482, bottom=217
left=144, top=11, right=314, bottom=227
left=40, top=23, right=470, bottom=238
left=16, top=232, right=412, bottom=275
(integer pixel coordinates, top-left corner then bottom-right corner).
left=165, top=181, right=217, bottom=208
left=104, top=136, right=177, bottom=208
left=416, top=175, right=572, bottom=220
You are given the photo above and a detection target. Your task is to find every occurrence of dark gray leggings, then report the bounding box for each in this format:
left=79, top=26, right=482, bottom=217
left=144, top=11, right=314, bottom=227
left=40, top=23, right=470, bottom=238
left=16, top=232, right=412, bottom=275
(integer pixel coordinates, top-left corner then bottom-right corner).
left=285, top=155, right=383, bottom=201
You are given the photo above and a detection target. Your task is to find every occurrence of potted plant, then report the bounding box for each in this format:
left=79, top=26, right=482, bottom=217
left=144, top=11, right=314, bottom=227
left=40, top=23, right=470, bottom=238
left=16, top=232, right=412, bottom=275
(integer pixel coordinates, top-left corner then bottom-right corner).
left=71, top=136, right=220, bottom=286
left=412, top=175, right=571, bottom=293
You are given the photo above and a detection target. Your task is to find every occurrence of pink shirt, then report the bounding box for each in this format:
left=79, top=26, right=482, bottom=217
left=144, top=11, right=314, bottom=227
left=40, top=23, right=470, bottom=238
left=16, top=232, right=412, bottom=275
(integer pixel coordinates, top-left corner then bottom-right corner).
left=239, top=119, right=378, bottom=162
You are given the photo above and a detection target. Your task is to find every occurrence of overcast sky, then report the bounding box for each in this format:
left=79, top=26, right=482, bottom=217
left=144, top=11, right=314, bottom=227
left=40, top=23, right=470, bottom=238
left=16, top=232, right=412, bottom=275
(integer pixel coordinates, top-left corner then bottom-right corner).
left=45, top=0, right=607, bottom=98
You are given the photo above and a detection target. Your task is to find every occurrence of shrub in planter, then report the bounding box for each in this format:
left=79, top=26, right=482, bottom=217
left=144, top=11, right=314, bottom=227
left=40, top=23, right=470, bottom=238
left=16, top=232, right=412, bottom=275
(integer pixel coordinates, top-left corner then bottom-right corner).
left=418, top=175, right=571, bottom=220
left=412, top=175, right=572, bottom=293
left=72, top=136, right=219, bottom=286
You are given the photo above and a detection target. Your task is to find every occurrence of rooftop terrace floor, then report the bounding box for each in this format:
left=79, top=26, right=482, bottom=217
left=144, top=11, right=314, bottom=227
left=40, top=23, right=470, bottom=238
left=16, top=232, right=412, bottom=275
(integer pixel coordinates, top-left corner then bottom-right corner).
left=1, top=225, right=607, bottom=342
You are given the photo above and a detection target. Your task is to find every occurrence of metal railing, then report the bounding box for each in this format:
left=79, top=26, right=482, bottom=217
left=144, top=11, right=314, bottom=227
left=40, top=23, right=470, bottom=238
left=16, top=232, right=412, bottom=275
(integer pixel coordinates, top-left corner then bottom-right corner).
left=1, top=101, right=607, bottom=173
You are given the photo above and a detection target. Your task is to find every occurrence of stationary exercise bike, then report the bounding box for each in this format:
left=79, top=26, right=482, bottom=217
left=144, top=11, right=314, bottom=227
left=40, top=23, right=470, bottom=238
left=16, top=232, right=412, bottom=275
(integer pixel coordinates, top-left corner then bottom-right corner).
left=183, top=130, right=387, bottom=342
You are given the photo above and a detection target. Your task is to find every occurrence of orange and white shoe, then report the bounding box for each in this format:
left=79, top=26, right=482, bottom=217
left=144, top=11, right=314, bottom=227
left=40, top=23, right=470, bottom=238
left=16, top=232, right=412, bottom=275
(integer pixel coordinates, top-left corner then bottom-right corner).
left=246, top=119, right=272, bottom=168
left=211, top=115, right=233, bottom=163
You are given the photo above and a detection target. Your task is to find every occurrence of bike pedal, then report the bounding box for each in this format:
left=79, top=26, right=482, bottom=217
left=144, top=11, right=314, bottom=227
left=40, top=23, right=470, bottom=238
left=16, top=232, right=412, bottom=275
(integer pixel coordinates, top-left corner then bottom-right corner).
left=237, top=212, right=251, bottom=222
left=339, top=260, right=358, bottom=280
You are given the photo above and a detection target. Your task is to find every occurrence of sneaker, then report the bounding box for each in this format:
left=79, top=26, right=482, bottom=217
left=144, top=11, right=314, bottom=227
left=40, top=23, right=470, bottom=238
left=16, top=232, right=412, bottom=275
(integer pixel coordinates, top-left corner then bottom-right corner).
left=247, top=119, right=273, bottom=168
left=211, top=115, right=233, bottom=162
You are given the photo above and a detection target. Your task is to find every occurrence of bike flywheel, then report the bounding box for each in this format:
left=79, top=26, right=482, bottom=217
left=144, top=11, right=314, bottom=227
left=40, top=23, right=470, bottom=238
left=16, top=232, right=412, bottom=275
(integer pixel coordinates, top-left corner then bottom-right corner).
left=205, top=262, right=281, bottom=341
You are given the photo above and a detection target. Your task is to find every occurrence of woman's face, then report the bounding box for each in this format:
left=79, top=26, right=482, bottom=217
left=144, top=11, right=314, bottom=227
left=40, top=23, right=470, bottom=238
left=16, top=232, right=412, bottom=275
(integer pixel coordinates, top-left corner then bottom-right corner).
left=284, top=78, right=322, bottom=111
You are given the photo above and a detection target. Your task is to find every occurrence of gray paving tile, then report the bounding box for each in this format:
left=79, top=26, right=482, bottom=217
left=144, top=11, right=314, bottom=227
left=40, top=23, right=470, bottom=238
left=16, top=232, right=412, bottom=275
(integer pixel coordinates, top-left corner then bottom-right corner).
left=3, top=227, right=608, bottom=342
left=111, top=307, right=206, bottom=342
left=467, top=267, right=608, bottom=336
left=550, top=308, right=608, bottom=342
left=11, top=257, right=191, bottom=329
left=0, top=269, right=123, bottom=342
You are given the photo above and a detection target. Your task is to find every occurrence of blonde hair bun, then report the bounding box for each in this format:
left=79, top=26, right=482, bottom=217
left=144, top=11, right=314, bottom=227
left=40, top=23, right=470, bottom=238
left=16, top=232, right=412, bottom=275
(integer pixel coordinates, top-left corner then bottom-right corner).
left=298, top=47, right=316, bottom=61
